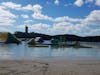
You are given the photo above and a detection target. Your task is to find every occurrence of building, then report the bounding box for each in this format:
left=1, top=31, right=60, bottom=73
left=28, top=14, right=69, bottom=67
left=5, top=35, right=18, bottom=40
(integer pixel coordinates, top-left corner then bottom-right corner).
left=25, top=26, right=28, bottom=34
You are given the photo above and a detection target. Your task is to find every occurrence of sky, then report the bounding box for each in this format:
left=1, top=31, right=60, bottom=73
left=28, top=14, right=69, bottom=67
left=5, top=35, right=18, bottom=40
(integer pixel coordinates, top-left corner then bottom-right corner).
left=0, top=0, right=100, bottom=36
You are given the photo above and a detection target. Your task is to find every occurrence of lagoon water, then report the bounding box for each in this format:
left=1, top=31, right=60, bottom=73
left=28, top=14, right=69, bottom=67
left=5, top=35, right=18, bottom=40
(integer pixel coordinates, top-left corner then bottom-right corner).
left=0, top=42, right=100, bottom=60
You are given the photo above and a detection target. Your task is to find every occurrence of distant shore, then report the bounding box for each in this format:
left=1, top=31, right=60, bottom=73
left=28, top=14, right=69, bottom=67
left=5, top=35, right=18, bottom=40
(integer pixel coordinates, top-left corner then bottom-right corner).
left=0, top=59, right=100, bottom=75
left=14, top=32, right=100, bottom=42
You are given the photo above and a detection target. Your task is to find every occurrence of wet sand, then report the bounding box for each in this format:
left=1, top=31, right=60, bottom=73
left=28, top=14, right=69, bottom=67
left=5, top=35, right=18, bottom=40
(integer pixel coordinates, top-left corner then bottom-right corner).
left=0, top=59, right=100, bottom=75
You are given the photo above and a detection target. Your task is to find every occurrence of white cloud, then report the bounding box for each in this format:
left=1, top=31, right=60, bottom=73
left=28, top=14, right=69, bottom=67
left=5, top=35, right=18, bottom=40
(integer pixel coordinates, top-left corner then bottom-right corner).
left=0, top=27, right=12, bottom=32
left=32, top=12, right=53, bottom=21
left=72, top=10, right=100, bottom=36
left=1, top=2, right=52, bottom=21
left=1, top=2, right=52, bottom=23
left=0, top=8, right=17, bottom=18
left=1, top=2, right=49, bottom=21
left=0, top=1, right=100, bottom=36
left=16, top=23, right=51, bottom=34
left=85, top=0, right=93, bottom=3
left=30, top=23, right=51, bottom=34
left=22, top=4, right=33, bottom=11
left=16, top=25, right=26, bottom=29
left=1, top=2, right=21, bottom=10
left=83, top=10, right=100, bottom=26
left=22, top=4, right=42, bottom=12
left=17, top=9, right=100, bottom=36
left=0, top=17, right=15, bottom=26
left=21, top=14, right=29, bottom=19
left=31, top=23, right=50, bottom=30
left=47, top=22, right=77, bottom=35
left=22, top=4, right=52, bottom=21
left=49, top=10, right=100, bottom=35
left=84, top=28, right=100, bottom=36
left=0, top=7, right=17, bottom=26
left=95, top=0, right=100, bottom=6
left=1, top=2, right=42, bottom=12
left=24, top=20, right=33, bottom=23
left=0, top=6, right=6, bottom=9
left=74, top=0, right=84, bottom=7
left=54, top=0, right=59, bottom=6
left=55, top=16, right=82, bottom=22
left=52, top=22, right=73, bottom=31
left=31, top=4, right=53, bottom=21
left=17, top=23, right=50, bottom=30
left=33, top=4, right=42, bottom=13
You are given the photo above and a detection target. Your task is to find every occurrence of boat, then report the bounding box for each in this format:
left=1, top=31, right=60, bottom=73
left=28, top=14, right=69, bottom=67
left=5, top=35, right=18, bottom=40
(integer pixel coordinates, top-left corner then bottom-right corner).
left=28, top=45, right=49, bottom=47
left=27, top=38, right=49, bottom=47
left=27, top=38, right=36, bottom=45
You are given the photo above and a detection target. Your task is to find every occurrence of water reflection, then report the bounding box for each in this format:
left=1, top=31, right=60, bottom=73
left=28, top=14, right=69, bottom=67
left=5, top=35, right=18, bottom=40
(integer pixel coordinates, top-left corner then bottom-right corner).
left=0, top=42, right=100, bottom=60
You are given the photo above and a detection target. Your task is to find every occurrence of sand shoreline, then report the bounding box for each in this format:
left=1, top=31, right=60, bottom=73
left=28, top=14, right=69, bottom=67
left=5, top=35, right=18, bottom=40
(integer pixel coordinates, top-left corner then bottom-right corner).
left=0, top=59, right=100, bottom=75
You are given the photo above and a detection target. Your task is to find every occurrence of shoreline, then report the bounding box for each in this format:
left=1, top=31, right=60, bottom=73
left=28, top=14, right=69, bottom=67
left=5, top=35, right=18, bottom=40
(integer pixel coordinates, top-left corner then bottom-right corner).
left=0, top=59, right=100, bottom=75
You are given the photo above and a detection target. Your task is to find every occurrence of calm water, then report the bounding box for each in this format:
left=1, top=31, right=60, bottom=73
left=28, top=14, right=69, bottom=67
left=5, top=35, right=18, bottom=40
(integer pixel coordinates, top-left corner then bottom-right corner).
left=0, top=42, right=100, bottom=60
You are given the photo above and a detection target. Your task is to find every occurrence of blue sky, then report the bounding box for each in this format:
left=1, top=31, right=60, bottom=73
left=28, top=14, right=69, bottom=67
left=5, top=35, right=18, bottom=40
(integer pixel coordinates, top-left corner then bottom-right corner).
left=0, top=0, right=100, bottom=36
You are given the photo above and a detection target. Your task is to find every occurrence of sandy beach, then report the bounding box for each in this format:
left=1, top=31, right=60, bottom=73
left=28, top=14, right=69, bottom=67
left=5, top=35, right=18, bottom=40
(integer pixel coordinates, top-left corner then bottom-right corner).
left=0, top=58, right=100, bottom=75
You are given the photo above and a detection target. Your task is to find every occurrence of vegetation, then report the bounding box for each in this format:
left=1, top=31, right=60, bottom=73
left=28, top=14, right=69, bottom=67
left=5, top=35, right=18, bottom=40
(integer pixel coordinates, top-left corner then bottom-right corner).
left=14, top=31, right=100, bottom=42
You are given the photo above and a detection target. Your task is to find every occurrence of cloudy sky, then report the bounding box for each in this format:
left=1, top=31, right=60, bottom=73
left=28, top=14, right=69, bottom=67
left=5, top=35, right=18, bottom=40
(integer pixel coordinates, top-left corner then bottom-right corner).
left=0, top=0, right=100, bottom=36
